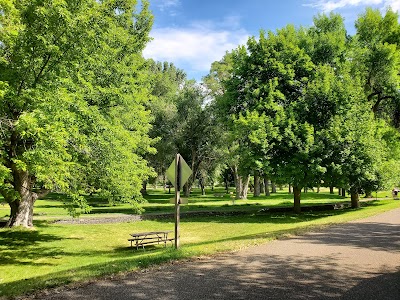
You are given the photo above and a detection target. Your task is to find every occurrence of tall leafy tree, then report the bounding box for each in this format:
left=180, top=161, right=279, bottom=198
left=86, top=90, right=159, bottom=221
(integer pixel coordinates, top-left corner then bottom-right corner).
left=174, top=81, right=221, bottom=197
left=353, top=8, right=400, bottom=125
left=145, top=60, right=186, bottom=191
left=0, top=0, right=154, bottom=227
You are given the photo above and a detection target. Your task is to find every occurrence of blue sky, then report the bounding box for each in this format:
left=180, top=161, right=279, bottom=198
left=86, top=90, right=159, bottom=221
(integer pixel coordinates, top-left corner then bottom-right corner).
left=143, top=0, right=400, bottom=81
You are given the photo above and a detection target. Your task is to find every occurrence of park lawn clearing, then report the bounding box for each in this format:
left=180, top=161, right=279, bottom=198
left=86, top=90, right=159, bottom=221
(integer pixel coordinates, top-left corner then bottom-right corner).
left=0, top=199, right=399, bottom=298
left=1, top=187, right=355, bottom=221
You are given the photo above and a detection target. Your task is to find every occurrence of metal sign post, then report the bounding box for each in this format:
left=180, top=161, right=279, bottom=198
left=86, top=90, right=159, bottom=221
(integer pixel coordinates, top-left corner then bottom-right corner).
left=174, top=154, right=181, bottom=249
left=166, top=153, right=192, bottom=250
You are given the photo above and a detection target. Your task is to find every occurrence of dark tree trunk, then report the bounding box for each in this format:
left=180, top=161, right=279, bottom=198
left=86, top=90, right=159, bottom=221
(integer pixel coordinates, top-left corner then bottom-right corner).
left=254, top=172, right=260, bottom=197
left=260, top=180, right=265, bottom=194
left=330, top=186, right=334, bottom=194
left=317, top=186, right=320, bottom=193
left=338, top=188, right=342, bottom=196
left=288, top=184, right=292, bottom=194
left=293, top=186, right=301, bottom=214
left=225, top=179, right=229, bottom=194
left=199, top=180, right=206, bottom=196
left=271, top=182, right=277, bottom=193
left=141, top=181, right=148, bottom=195
left=341, top=189, right=346, bottom=197
left=351, top=192, right=360, bottom=208
left=264, top=176, right=270, bottom=196
left=364, top=190, right=372, bottom=198
left=163, top=173, right=166, bottom=193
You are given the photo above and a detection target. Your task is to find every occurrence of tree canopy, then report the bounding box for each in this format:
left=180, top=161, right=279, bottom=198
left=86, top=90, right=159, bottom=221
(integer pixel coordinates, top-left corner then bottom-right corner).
left=1, top=3, right=400, bottom=227
left=0, top=0, right=155, bottom=227
left=205, top=9, right=400, bottom=212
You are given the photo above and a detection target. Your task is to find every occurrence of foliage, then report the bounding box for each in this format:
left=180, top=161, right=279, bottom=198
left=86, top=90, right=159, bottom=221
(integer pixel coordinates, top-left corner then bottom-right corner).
left=145, top=60, right=186, bottom=184
left=208, top=10, right=400, bottom=211
left=353, top=8, right=400, bottom=125
left=0, top=0, right=155, bottom=225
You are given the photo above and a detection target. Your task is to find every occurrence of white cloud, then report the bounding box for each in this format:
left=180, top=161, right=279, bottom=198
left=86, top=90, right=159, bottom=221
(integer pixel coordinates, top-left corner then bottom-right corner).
left=386, top=0, right=400, bottom=11
left=156, top=0, right=180, bottom=11
left=151, top=0, right=181, bottom=16
left=305, top=0, right=400, bottom=12
left=143, top=24, right=249, bottom=79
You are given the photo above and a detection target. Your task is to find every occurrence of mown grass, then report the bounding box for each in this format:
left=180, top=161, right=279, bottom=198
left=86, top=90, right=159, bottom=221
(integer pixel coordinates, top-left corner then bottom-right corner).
left=0, top=188, right=399, bottom=298
left=0, top=187, right=374, bottom=221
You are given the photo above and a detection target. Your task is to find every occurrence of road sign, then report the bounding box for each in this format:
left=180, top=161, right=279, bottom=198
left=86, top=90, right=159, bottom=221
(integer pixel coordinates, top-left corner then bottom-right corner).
left=166, top=155, right=192, bottom=190
left=166, top=154, right=192, bottom=250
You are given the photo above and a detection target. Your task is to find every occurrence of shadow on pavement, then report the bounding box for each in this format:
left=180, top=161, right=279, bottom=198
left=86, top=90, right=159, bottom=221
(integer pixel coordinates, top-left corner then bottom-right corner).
left=295, top=222, right=400, bottom=252
left=30, top=253, right=399, bottom=300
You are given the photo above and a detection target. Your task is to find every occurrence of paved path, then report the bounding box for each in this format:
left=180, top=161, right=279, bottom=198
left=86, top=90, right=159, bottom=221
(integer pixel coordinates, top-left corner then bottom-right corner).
left=34, top=208, right=400, bottom=300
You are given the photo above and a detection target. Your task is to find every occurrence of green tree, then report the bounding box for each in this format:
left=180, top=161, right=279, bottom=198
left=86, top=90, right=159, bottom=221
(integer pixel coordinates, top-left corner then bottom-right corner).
left=353, top=8, right=400, bottom=124
left=0, top=0, right=154, bottom=227
left=174, top=81, right=221, bottom=197
left=145, top=60, right=186, bottom=192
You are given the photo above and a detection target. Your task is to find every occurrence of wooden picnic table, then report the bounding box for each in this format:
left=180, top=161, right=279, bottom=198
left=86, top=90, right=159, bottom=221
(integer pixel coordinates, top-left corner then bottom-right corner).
left=128, top=230, right=173, bottom=249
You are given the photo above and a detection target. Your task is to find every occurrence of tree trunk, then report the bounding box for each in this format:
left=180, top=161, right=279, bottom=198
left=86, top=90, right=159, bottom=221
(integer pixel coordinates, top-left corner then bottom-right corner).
left=338, top=188, right=342, bottom=196
left=233, top=165, right=243, bottom=199
left=253, top=172, right=260, bottom=197
left=271, top=182, right=277, bottom=193
left=293, top=186, right=301, bottom=214
left=260, top=180, right=265, bottom=194
left=141, top=181, right=148, bottom=195
left=225, top=179, right=229, bottom=194
left=241, top=175, right=250, bottom=199
left=184, top=183, right=190, bottom=197
left=200, top=180, right=206, bottom=196
left=317, top=186, right=320, bottom=193
left=6, top=170, right=40, bottom=228
left=351, top=192, right=360, bottom=208
left=264, top=176, right=270, bottom=196
left=341, top=189, right=346, bottom=197
left=163, top=173, right=166, bottom=193
left=364, top=190, right=372, bottom=198
left=330, top=186, right=334, bottom=194
left=288, top=184, right=292, bottom=194
left=5, top=200, right=19, bottom=227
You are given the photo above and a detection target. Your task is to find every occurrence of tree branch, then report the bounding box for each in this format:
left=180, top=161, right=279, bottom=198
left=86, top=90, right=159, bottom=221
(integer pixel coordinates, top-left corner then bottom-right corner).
left=33, top=53, right=52, bottom=87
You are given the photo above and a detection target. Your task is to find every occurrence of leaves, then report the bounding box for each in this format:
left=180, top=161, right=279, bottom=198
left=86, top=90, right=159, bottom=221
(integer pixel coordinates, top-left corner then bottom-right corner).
left=0, top=0, right=155, bottom=214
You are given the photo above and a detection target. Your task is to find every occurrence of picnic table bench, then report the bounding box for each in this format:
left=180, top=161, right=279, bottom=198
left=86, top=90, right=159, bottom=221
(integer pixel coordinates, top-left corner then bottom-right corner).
left=128, top=231, right=173, bottom=250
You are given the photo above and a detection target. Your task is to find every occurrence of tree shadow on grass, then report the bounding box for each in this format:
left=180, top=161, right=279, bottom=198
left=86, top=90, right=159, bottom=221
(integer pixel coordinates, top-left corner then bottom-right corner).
left=0, top=247, right=180, bottom=298
left=0, top=227, right=64, bottom=249
left=0, top=223, right=81, bottom=266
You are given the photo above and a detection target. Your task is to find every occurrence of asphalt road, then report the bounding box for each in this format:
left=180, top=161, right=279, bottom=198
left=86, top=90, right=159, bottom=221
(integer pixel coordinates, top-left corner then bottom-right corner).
left=30, top=208, right=400, bottom=300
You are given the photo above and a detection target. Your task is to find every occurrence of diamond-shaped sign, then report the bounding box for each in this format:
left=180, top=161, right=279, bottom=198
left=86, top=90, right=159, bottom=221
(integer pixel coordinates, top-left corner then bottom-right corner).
left=166, top=155, right=192, bottom=189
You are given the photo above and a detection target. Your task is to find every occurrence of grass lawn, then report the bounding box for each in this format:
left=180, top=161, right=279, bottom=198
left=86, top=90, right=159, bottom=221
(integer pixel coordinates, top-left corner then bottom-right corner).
left=0, top=188, right=399, bottom=298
